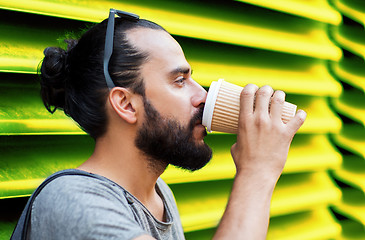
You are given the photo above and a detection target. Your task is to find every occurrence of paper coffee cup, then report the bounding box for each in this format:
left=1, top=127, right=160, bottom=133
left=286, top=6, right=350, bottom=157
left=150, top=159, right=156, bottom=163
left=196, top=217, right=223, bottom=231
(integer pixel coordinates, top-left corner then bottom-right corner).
left=202, top=79, right=297, bottom=134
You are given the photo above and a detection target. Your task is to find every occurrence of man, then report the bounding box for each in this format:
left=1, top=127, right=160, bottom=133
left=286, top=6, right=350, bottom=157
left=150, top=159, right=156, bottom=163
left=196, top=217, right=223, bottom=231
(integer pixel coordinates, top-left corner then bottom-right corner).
left=28, top=9, right=306, bottom=239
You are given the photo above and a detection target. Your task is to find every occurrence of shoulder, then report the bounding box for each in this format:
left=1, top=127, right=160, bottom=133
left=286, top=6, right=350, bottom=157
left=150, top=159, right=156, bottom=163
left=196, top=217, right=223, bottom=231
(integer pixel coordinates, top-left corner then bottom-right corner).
left=30, top=170, right=146, bottom=239
left=35, top=170, right=130, bottom=208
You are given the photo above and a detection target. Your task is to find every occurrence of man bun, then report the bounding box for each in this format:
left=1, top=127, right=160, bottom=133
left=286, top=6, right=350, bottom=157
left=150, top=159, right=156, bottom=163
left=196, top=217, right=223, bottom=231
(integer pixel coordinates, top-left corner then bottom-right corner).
left=40, top=40, right=77, bottom=113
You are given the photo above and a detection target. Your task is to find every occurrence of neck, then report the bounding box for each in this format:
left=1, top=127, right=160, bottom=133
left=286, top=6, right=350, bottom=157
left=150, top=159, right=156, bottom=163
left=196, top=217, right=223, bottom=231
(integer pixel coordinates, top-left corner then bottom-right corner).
left=77, top=132, right=166, bottom=204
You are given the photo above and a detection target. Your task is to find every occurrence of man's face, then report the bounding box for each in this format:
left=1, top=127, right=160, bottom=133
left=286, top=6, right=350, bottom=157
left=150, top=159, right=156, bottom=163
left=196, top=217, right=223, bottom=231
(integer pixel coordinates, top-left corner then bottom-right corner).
left=128, top=28, right=212, bottom=171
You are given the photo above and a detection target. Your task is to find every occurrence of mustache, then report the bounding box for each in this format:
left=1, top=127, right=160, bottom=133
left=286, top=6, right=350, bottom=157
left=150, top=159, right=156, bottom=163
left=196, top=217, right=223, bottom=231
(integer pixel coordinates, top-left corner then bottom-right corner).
left=188, top=107, right=204, bottom=130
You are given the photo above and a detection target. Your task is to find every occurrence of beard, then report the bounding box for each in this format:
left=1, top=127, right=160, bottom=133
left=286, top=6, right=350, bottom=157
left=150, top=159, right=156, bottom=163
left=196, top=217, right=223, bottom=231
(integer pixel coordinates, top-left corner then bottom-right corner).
left=135, top=97, right=212, bottom=172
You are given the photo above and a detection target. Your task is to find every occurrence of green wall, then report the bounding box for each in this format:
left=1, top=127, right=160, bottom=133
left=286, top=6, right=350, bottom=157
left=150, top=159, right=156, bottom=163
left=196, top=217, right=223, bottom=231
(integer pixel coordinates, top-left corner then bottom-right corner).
left=0, top=0, right=364, bottom=239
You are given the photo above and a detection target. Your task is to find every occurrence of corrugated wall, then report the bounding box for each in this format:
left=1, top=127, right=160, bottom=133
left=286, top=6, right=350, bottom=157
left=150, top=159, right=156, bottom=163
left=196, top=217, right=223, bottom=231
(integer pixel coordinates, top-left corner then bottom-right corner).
left=0, top=0, right=364, bottom=239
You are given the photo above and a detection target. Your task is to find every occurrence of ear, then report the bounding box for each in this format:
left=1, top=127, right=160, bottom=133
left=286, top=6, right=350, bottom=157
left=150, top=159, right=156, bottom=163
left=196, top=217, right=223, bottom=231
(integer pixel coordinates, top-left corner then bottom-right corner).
left=108, top=87, right=138, bottom=124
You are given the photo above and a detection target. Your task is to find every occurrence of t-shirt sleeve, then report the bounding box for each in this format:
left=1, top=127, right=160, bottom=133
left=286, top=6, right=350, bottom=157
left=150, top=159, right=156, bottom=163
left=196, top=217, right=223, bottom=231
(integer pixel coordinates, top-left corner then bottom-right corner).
left=30, top=175, right=148, bottom=240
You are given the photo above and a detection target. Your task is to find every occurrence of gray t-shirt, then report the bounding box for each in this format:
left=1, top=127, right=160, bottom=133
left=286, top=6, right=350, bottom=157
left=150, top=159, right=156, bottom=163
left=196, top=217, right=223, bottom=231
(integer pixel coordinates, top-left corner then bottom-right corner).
left=29, top=169, right=185, bottom=240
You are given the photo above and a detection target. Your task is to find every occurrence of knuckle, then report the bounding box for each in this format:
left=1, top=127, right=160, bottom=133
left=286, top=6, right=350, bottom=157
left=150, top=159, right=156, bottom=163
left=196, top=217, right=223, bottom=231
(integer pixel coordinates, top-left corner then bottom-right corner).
left=240, top=89, right=254, bottom=98
left=297, top=115, right=306, bottom=126
left=242, top=84, right=258, bottom=96
left=272, top=90, right=285, bottom=103
left=271, top=95, right=284, bottom=104
left=276, top=90, right=286, bottom=97
left=256, top=85, right=273, bottom=97
left=296, top=110, right=307, bottom=124
left=254, top=114, right=269, bottom=127
left=240, top=90, right=255, bottom=102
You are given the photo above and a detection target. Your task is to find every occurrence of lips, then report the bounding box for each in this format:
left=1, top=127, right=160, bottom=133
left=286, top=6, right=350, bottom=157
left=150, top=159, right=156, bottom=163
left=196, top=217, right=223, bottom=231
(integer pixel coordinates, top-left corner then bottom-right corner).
left=189, top=107, right=204, bottom=130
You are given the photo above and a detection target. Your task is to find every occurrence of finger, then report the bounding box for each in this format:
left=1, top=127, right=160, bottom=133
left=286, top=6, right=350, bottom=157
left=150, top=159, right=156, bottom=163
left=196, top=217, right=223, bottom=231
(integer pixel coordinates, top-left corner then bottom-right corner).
left=240, top=84, right=259, bottom=116
left=286, top=109, right=307, bottom=133
left=254, top=85, right=274, bottom=115
left=270, top=90, right=285, bottom=121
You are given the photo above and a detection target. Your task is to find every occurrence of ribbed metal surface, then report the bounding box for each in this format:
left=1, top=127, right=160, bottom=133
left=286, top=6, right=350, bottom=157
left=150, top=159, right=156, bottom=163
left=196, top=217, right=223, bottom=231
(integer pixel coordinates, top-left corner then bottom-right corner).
left=0, top=0, right=363, bottom=239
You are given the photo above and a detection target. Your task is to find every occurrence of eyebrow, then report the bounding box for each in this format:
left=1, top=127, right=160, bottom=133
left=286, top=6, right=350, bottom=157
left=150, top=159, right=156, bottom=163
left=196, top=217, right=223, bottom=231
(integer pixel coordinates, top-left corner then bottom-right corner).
left=169, top=67, right=192, bottom=77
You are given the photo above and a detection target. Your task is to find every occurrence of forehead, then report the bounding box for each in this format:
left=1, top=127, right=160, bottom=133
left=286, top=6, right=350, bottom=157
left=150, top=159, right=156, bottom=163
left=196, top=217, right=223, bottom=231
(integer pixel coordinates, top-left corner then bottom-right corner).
left=126, top=27, right=189, bottom=71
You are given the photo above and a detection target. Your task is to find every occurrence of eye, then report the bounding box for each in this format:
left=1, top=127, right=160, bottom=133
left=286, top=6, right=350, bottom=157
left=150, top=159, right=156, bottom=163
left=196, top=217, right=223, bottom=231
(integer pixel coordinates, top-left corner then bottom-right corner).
left=175, top=77, right=186, bottom=85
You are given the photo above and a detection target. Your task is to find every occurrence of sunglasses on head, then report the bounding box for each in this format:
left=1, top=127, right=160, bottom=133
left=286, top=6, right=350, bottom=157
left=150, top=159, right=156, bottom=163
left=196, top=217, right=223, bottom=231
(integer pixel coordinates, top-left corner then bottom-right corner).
left=104, top=9, right=139, bottom=89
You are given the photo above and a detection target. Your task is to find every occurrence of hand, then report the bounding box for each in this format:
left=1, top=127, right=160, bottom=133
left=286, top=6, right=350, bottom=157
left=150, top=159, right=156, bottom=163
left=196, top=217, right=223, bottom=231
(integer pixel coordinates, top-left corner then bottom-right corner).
left=213, top=84, right=306, bottom=240
left=231, top=84, right=306, bottom=181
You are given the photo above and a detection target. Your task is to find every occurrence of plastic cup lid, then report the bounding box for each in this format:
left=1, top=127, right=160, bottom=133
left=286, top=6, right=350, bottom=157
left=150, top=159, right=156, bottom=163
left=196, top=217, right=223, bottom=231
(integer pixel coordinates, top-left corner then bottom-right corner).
left=202, top=79, right=224, bottom=132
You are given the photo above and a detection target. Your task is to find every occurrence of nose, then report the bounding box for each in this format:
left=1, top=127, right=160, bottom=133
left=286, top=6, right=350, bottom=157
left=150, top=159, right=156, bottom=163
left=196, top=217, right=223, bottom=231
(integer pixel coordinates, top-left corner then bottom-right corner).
left=191, top=79, right=207, bottom=108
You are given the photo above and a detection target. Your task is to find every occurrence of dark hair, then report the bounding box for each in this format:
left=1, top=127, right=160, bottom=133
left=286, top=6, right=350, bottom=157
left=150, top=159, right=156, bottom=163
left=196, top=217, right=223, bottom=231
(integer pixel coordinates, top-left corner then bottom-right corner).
left=39, top=18, right=166, bottom=139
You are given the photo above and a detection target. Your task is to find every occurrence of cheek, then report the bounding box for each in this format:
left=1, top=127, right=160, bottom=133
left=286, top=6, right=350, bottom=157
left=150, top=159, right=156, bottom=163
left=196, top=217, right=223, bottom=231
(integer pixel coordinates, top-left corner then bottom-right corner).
left=155, top=97, right=192, bottom=124
left=164, top=100, right=191, bottom=121
left=145, top=83, right=194, bottom=123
